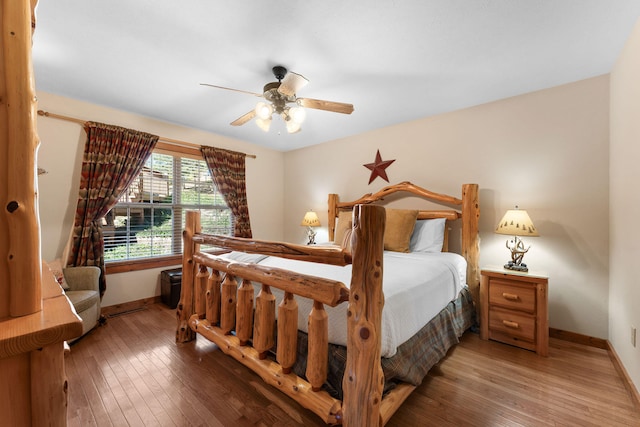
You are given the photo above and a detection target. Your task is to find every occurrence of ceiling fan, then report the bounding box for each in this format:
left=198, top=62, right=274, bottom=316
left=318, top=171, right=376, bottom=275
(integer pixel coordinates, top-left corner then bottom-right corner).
left=201, top=65, right=354, bottom=134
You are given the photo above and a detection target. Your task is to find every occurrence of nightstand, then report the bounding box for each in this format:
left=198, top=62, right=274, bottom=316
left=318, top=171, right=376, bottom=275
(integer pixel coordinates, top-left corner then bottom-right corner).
left=480, top=267, right=549, bottom=356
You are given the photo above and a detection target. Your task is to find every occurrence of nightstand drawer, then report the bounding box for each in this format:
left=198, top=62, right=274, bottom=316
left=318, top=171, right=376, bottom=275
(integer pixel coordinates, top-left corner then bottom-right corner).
left=489, top=309, right=535, bottom=342
left=489, top=280, right=536, bottom=313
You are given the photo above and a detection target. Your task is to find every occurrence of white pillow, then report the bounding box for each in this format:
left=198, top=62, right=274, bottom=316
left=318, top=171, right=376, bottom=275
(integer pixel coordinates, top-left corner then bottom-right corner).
left=409, top=218, right=446, bottom=253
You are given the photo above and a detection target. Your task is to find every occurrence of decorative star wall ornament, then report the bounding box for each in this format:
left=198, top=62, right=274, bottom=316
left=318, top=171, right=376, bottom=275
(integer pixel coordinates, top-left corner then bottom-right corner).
left=364, top=150, right=396, bottom=184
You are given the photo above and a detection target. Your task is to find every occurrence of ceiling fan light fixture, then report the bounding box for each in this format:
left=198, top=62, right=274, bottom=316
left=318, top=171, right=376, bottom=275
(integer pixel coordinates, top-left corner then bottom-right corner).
left=255, top=101, right=273, bottom=120
left=256, top=117, right=271, bottom=132
left=286, top=120, right=301, bottom=134
left=203, top=65, right=354, bottom=135
left=289, top=106, right=306, bottom=124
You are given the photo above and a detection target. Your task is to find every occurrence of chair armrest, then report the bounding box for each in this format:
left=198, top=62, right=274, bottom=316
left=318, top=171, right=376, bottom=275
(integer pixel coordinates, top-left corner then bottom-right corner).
left=63, top=266, right=101, bottom=292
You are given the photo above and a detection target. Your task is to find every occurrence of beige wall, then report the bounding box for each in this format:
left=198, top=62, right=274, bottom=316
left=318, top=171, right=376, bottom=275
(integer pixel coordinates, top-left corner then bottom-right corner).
left=610, top=19, right=640, bottom=392
left=36, top=92, right=284, bottom=307
left=284, top=75, right=610, bottom=339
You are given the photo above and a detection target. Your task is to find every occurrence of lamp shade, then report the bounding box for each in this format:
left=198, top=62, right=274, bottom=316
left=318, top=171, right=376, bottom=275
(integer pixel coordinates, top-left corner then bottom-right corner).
left=301, top=211, right=321, bottom=227
left=255, top=101, right=273, bottom=120
left=255, top=117, right=271, bottom=132
left=286, top=120, right=302, bottom=134
left=289, top=106, right=306, bottom=124
left=495, top=209, right=539, bottom=237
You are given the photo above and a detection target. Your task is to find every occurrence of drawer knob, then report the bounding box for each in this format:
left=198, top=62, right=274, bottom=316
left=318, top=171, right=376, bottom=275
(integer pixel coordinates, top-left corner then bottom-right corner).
left=502, top=292, right=519, bottom=301
left=502, top=320, right=520, bottom=329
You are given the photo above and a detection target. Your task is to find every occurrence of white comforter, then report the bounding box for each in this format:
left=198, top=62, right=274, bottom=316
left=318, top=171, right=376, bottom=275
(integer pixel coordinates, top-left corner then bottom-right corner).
left=223, top=251, right=467, bottom=358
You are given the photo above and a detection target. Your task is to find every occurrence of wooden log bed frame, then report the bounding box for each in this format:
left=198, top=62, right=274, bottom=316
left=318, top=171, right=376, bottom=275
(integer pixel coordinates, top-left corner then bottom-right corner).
left=176, top=181, right=480, bottom=426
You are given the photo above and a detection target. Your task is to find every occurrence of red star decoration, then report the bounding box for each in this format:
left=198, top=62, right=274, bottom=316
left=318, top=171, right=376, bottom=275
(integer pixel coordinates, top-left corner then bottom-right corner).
left=364, top=150, right=395, bottom=184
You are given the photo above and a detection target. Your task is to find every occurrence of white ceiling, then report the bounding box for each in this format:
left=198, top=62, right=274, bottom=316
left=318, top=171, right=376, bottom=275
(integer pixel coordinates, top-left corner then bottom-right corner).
left=32, top=1, right=640, bottom=152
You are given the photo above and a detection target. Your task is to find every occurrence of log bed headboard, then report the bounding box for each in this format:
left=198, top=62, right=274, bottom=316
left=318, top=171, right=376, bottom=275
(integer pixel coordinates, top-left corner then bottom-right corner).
left=328, top=181, right=480, bottom=294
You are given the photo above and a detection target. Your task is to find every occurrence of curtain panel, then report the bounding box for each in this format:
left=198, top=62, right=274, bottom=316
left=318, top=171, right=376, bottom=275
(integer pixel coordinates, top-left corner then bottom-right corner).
left=67, top=122, right=159, bottom=296
left=201, top=146, right=252, bottom=238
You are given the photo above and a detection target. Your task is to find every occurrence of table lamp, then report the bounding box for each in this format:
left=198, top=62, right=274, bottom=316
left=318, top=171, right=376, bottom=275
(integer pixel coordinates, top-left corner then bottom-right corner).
left=301, top=211, right=321, bottom=245
left=495, top=207, right=539, bottom=272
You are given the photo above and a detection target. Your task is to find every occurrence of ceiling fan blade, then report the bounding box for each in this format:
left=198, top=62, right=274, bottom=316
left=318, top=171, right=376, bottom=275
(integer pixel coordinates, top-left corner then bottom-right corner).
left=231, top=110, right=256, bottom=126
left=278, top=71, right=309, bottom=97
left=297, top=98, right=354, bottom=115
left=200, top=83, right=263, bottom=97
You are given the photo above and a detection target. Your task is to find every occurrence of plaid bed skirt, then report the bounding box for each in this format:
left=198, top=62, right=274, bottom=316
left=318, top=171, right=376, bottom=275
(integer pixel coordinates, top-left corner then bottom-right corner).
left=291, top=287, right=477, bottom=400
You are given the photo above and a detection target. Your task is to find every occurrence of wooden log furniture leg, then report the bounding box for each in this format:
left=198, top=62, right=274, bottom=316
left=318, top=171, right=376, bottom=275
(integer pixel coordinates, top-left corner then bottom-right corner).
left=306, top=300, right=329, bottom=392
left=277, top=292, right=298, bottom=373
left=253, top=284, right=276, bottom=359
left=237, top=278, right=255, bottom=346
left=220, top=274, right=238, bottom=335
left=207, top=269, right=221, bottom=324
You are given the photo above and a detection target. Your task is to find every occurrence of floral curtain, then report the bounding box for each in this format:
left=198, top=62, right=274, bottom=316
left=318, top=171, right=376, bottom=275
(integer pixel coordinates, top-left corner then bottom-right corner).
left=67, top=122, right=159, bottom=296
left=201, top=146, right=252, bottom=238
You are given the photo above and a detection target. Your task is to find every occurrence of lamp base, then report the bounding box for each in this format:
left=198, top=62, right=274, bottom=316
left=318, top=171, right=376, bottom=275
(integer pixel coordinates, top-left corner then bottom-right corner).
left=504, top=261, right=528, bottom=272
left=306, top=227, right=317, bottom=245
left=504, top=235, right=531, bottom=272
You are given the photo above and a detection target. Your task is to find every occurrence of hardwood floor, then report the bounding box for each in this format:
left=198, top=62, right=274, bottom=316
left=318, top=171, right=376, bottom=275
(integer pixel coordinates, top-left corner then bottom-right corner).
left=66, top=304, right=640, bottom=426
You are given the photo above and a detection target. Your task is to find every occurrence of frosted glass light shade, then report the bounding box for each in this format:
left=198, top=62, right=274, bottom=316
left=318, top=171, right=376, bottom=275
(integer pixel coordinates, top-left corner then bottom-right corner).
left=286, top=120, right=301, bottom=134
left=255, top=101, right=273, bottom=120
left=289, top=106, right=306, bottom=124
left=255, top=117, right=271, bottom=132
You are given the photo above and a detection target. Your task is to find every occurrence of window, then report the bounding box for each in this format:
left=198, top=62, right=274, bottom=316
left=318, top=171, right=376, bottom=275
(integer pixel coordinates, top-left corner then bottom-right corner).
left=103, top=150, right=232, bottom=262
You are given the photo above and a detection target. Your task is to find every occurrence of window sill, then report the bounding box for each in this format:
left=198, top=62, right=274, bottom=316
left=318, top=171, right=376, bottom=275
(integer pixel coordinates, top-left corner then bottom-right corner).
left=105, top=255, right=182, bottom=274
left=104, top=249, right=231, bottom=274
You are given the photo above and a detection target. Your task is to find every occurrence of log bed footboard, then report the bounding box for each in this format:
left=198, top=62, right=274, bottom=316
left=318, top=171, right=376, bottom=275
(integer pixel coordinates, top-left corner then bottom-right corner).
left=176, top=182, right=480, bottom=426
left=188, top=317, right=343, bottom=424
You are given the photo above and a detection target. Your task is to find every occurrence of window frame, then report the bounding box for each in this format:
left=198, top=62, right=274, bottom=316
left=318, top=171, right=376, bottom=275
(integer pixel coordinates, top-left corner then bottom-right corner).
left=104, top=142, right=231, bottom=274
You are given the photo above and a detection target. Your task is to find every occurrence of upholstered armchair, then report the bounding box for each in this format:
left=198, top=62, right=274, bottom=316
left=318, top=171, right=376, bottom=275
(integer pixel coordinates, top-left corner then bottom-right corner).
left=62, top=266, right=101, bottom=339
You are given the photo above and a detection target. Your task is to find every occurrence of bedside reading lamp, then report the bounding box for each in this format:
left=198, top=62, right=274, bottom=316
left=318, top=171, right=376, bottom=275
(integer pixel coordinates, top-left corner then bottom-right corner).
left=301, top=211, right=321, bottom=245
left=495, top=207, right=539, bottom=272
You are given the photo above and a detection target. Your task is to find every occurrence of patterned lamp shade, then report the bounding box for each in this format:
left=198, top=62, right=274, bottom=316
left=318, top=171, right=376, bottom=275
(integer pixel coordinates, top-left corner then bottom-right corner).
left=495, top=209, right=539, bottom=237
left=301, top=211, right=321, bottom=227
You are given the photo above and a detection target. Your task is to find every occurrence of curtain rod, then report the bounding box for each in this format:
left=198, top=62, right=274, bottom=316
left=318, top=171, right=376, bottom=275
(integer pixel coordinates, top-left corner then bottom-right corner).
left=36, top=109, right=257, bottom=159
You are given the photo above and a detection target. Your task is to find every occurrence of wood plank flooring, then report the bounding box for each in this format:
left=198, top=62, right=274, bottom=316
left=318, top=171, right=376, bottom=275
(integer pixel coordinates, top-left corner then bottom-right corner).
left=65, top=304, right=640, bottom=426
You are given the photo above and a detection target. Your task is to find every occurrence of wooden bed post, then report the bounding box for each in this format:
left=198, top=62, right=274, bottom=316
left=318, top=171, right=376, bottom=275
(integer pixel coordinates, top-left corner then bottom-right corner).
left=176, top=210, right=199, bottom=343
left=461, top=183, right=480, bottom=306
left=2, top=0, right=42, bottom=317
left=328, top=193, right=339, bottom=242
left=342, top=204, right=386, bottom=427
